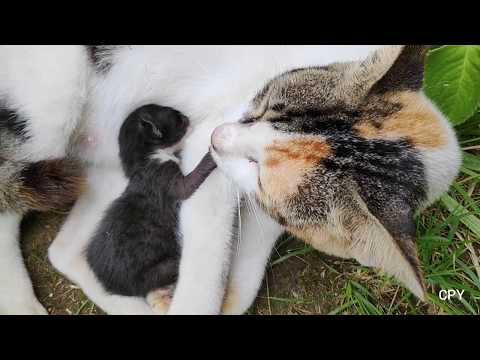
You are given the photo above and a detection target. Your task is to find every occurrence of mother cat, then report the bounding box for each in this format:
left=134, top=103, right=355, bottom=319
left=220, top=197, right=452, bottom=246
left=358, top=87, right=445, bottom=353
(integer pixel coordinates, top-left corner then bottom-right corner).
left=0, top=45, right=460, bottom=314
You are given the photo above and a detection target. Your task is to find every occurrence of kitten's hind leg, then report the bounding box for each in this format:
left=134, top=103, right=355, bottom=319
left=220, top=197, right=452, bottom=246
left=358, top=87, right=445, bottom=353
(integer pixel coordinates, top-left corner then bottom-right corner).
left=0, top=212, right=47, bottom=315
left=147, top=285, right=175, bottom=315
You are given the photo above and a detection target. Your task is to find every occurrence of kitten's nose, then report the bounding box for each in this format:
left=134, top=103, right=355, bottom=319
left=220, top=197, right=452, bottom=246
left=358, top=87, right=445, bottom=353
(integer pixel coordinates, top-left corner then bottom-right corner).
left=211, top=124, right=237, bottom=154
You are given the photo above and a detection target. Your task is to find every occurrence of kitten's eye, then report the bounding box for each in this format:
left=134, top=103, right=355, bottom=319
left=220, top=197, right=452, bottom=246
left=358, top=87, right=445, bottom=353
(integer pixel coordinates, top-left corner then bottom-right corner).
left=152, top=126, right=163, bottom=138
left=141, top=119, right=163, bottom=139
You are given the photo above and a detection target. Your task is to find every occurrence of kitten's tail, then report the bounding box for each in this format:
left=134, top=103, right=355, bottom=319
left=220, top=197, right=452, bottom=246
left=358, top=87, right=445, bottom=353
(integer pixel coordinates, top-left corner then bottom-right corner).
left=0, top=158, right=86, bottom=213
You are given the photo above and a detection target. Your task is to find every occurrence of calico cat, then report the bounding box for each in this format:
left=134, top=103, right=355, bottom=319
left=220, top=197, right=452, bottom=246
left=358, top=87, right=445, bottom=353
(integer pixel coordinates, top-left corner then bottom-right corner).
left=86, top=104, right=216, bottom=313
left=211, top=45, right=462, bottom=300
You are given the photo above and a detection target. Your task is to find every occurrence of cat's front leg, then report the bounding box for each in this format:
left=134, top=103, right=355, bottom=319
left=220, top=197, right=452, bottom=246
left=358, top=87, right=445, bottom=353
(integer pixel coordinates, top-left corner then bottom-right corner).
left=168, top=170, right=236, bottom=315
left=0, top=212, right=47, bottom=315
left=222, top=202, right=283, bottom=315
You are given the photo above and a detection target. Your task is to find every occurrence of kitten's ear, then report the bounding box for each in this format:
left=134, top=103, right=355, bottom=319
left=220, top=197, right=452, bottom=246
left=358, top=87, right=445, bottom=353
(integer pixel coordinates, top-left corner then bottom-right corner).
left=346, top=45, right=429, bottom=96
left=350, top=196, right=426, bottom=300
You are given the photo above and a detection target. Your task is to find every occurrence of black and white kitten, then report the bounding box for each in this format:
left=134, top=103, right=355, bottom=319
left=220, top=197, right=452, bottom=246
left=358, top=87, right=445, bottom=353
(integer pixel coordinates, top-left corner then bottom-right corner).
left=86, top=104, right=216, bottom=313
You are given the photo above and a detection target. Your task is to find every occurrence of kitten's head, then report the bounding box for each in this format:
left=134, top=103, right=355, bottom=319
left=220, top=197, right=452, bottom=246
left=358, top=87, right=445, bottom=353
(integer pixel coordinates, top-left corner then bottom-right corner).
left=119, top=104, right=189, bottom=176
left=212, top=45, right=461, bottom=300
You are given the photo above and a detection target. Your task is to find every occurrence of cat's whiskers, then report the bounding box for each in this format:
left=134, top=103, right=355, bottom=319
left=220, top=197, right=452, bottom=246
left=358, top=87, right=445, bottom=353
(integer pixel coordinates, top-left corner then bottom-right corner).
left=236, top=188, right=242, bottom=255
left=245, top=192, right=267, bottom=245
left=224, top=177, right=243, bottom=255
left=245, top=191, right=283, bottom=259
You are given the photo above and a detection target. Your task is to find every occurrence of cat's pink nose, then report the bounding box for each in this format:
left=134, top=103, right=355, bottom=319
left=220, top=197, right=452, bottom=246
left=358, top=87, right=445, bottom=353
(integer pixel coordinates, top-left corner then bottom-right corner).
left=211, top=124, right=237, bottom=154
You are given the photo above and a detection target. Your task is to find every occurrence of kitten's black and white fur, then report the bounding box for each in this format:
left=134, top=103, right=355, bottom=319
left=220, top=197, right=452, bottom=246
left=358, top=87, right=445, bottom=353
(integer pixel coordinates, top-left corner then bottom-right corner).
left=86, top=105, right=216, bottom=313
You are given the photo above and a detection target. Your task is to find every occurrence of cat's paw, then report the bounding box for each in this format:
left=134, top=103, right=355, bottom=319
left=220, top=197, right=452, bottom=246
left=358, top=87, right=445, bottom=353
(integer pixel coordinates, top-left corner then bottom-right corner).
left=146, top=288, right=173, bottom=315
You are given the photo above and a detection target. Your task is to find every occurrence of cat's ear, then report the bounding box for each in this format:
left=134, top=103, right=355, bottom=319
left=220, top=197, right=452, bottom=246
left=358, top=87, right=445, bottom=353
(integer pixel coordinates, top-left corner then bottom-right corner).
left=350, top=196, right=426, bottom=300
left=346, top=45, right=429, bottom=96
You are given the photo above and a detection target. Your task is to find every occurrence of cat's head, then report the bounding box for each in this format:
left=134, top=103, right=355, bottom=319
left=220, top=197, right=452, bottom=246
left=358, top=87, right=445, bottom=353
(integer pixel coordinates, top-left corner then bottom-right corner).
left=211, top=45, right=461, bottom=300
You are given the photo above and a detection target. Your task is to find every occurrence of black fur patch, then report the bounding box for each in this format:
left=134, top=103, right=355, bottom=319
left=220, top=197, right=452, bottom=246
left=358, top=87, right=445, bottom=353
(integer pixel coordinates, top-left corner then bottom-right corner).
left=85, top=45, right=114, bottom=74
left=0, top=106, right=28, bottom=140
left=274, top=105, right=427, bottom=225
left=292, top=108, right=427, bottom=208
left=371, top=45, right=428, bottom=94
left=86, top=160, right=184, bottom=296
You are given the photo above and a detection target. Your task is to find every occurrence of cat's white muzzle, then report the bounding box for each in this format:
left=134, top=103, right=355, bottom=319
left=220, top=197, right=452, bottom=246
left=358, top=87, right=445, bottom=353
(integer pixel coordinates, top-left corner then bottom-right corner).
left=210, top=121, right=287, bottom=194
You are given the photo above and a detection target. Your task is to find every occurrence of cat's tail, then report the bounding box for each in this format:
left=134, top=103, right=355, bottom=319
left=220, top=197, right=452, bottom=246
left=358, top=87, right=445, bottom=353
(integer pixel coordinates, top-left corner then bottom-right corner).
left=0, top=158, right=86, bottom=213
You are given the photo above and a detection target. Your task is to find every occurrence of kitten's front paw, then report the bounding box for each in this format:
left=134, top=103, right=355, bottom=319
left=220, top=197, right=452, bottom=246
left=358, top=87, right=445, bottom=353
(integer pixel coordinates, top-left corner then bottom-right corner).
left=146, top=288, right=173, bottom=315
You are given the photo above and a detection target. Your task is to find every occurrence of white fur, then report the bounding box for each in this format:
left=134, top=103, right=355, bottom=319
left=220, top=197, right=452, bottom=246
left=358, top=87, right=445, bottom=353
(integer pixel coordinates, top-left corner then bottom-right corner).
left=0, top=45, right=90, bottom=161
left=418, top=93, right=462, bottom=206
left=0, top=212, right=47, bottom=314
left=150, top=151, right=180, bottom=164
left=211, top=121, right=289, bottom=194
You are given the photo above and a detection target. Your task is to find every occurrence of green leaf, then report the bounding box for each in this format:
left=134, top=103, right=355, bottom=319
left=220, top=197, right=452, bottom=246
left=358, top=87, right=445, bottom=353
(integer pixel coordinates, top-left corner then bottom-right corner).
left=425, top=45, right=480, bottom=125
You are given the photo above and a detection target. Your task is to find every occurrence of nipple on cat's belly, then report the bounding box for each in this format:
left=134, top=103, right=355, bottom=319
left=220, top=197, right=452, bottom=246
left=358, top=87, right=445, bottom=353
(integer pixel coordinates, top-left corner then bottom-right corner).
left=78, top=133, right=98, bottom=150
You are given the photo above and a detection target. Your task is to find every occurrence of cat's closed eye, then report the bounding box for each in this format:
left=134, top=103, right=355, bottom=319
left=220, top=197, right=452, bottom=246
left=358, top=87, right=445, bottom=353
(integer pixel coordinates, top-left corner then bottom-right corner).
left=241, top=118, right=256, bottom=125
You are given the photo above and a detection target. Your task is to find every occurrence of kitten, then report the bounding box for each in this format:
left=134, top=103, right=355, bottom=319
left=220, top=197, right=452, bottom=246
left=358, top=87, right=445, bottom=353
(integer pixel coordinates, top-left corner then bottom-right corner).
left=86, top=104, right=216, bottom=313
left=211, top=45, right=462, bottom=301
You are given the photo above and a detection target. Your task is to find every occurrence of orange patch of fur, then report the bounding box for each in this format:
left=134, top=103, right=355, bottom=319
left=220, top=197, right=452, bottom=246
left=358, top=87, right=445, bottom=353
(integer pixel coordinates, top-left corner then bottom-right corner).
left=356, top=92, right=447, bottom=149
left=260, top=138, right=330, bottom=202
